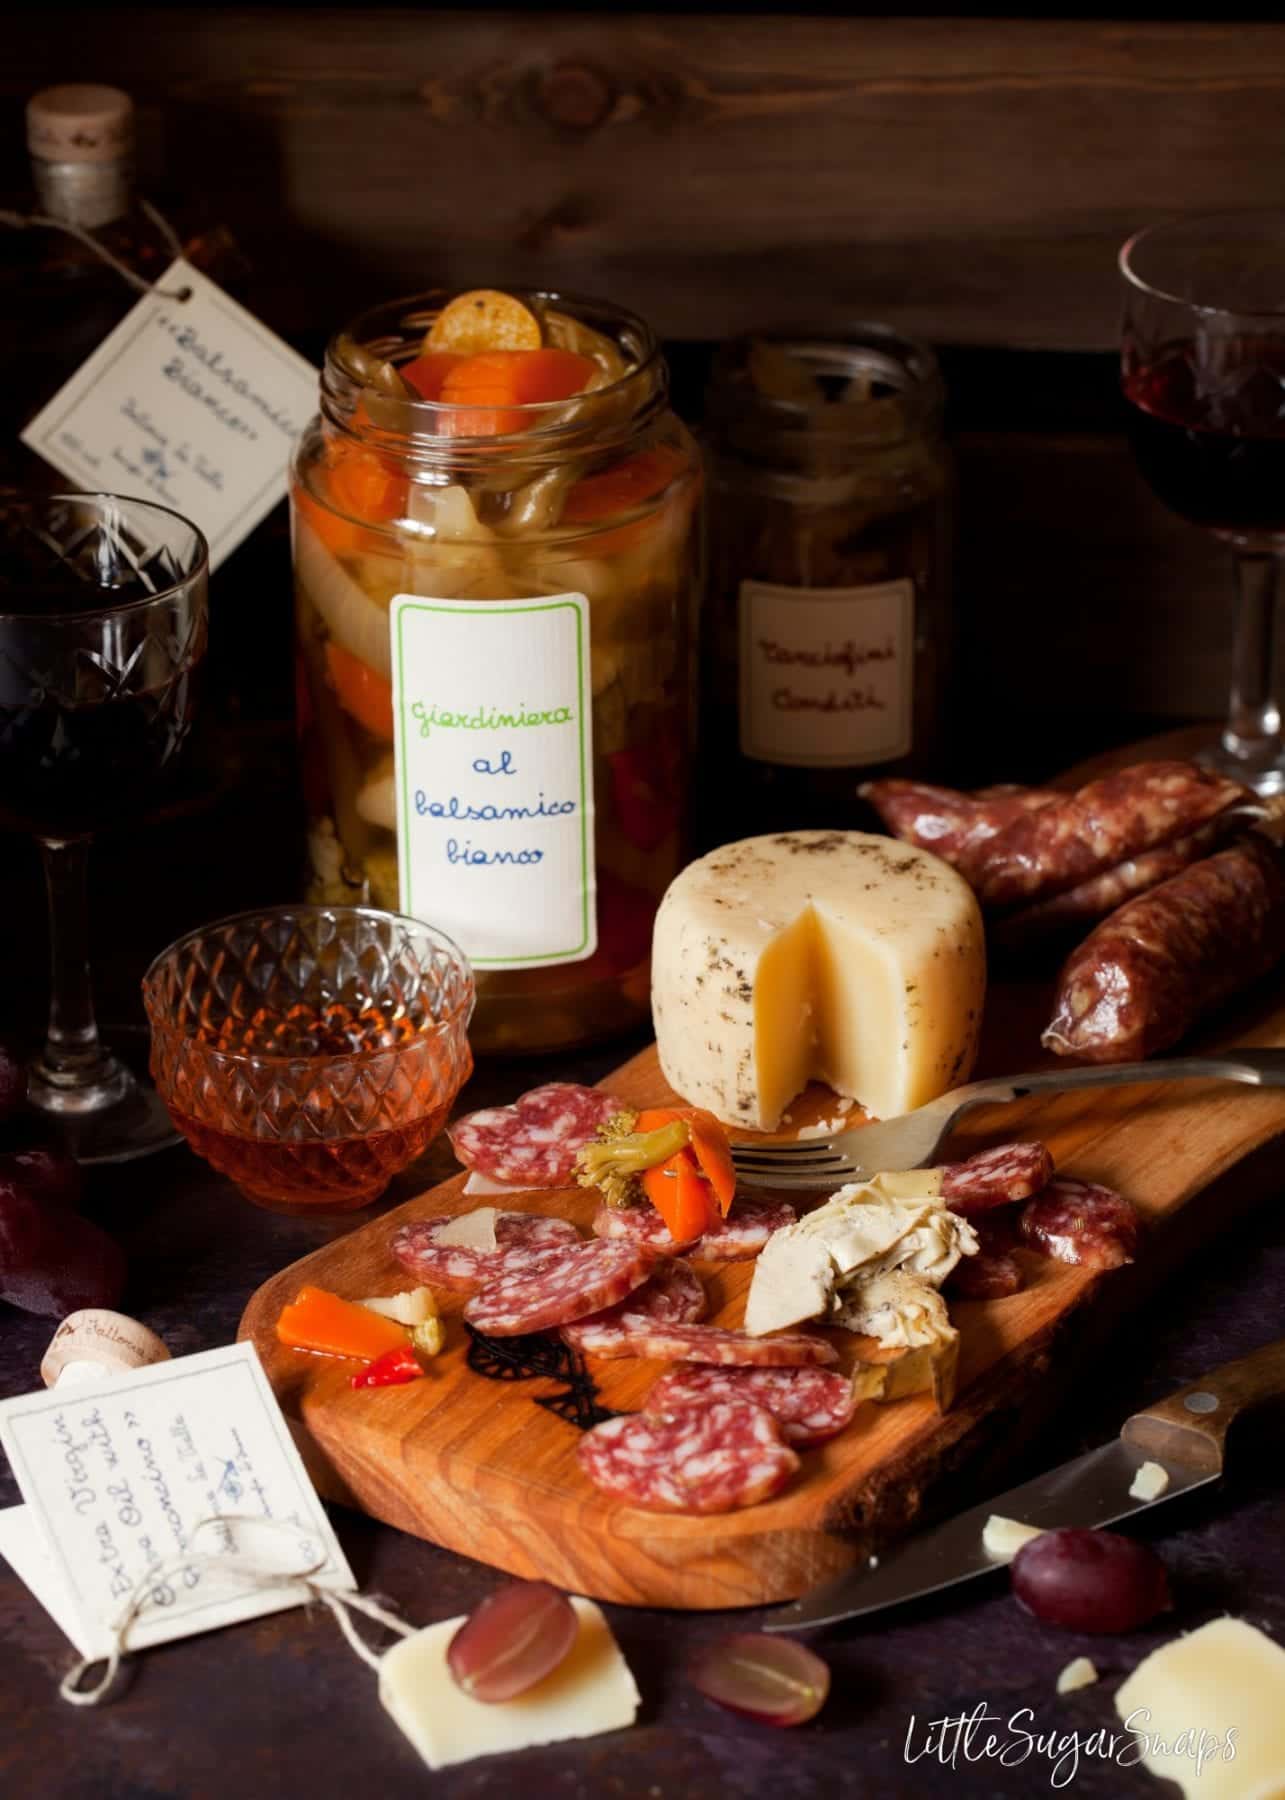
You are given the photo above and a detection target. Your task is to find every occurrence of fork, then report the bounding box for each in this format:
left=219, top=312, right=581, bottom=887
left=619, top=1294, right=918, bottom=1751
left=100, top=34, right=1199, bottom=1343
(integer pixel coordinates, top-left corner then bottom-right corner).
left=728, top=1049, right=1285, bottom=1191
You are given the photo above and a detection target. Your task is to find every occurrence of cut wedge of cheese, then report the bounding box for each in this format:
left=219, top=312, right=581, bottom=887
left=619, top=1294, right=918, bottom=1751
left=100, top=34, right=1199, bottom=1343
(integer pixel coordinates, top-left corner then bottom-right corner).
left=982, top=1515, right=1045, bottom=1562
left=379, top=1595, right=639, bottom=1770
left=651, top=831, right=985, bottom=1129
left=1114, top=1617, right=1285, bottom=1797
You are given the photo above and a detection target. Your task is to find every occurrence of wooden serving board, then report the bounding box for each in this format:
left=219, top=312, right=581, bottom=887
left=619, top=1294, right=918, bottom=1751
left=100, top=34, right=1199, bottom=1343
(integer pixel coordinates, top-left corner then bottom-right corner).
left=240, top=988, right=1285, bottom=1609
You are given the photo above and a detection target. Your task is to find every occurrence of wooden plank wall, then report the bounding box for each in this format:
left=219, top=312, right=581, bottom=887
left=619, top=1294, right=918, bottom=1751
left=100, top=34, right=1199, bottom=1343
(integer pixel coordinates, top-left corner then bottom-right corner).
left=4, top=7, right=1279, bottom=743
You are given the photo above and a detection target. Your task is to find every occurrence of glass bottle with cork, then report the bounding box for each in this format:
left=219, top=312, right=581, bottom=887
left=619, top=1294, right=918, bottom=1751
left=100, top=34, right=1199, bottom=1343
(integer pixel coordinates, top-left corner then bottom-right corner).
left=701, top=327, right=952, bottom=841
left=0, top=84, right=241, bottom=492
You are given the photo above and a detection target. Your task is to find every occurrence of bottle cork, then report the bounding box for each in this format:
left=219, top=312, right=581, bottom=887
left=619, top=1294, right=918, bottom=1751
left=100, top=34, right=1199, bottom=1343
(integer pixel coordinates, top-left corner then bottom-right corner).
left=41, top=1310, right=170, bottom=1390
left=27, top=85, right=134, bottom=165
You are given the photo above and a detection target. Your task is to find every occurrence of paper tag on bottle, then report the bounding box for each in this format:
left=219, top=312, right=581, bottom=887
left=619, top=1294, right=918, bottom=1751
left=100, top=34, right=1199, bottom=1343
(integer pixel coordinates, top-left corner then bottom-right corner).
left=738, top=577, right=915, bottom=767
left=21, top=258, right=317, bottom=572
left=0, top=1341, right=353, bottom=1661
left=390, top=592, right=597, bottom=969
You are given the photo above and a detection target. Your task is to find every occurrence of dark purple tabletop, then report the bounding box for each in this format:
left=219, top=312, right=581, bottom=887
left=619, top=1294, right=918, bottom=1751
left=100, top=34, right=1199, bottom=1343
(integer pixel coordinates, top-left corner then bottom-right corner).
left=2, top=1026, right=1284, bottom=1800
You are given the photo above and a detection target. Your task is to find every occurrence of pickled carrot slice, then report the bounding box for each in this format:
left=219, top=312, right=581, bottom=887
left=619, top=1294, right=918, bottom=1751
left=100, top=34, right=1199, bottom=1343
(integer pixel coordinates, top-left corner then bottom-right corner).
left=427, top=290, right=543, bottom=354
left=642, top=1149, right=721, bottom=1244
left=636, top=1106, right=736, bottom=1216
left=561, top=446, right=688, bottom=523
left=328, top=442, right=406, bottom=524
left=401, top=350, right=467, bottom=401
left=324, top=641, right=395, bottom=741
left=276, top=1285, right=409, bottom=1361
left=439, top=349, right=597, bottom=436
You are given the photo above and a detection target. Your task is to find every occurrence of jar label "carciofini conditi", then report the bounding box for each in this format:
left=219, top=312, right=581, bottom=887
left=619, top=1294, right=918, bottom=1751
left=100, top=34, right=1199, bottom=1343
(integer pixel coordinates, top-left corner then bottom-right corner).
left=390, top=593, right=597, bottom=969
left=738, top=578, right=915, bottom=767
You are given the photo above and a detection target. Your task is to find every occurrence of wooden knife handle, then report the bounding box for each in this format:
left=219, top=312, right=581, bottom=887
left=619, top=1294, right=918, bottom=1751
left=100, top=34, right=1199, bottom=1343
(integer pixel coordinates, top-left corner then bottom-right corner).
left=1120, top=1338, right=1285, bottom=1475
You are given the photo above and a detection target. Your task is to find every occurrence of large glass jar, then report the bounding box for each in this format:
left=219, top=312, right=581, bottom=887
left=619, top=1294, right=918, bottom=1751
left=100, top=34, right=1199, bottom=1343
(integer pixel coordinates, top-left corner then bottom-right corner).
left=702, top=327, right=952, bottom=841
left=291, top=290, right=701, bottom=1054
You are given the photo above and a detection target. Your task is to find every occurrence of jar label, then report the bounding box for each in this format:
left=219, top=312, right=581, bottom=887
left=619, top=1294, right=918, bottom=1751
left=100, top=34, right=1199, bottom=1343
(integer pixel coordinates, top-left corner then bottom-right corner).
left=738, top=578, right=915, bottom=767
left=390, top=593, right=597, bottom=968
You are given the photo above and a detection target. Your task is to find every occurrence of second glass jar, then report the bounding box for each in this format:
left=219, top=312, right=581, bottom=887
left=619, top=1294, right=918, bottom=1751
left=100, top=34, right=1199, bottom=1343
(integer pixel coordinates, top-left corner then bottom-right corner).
left=702, top=327, right=952, bottom=840
left=291, top=290, right=702, bottom=1054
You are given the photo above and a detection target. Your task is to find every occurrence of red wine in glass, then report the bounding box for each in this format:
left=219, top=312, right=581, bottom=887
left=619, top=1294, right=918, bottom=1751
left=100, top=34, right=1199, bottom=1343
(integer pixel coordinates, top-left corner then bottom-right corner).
left=1124, top=335, right=1285, bottom=537
left=1120, top=214, right=1285, bottom=793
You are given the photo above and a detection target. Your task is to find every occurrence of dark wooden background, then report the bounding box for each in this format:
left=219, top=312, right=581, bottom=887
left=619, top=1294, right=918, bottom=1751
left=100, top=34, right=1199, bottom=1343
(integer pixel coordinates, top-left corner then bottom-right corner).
left=4, top=2, right=1272, bottom=1036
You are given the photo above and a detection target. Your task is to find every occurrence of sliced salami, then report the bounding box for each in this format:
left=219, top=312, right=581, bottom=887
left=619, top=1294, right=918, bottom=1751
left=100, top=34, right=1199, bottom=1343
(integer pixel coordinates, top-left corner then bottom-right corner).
left=940, top=1143, right=1054, bottom=1214
left=391, top=1211, right=581, bottom=1293
left=591, top=1193, right=796, bottom=1261
left=572, top=1318, right=837, bottom=1367
left=449, top=1082, right=624, bottom=1188
left=464, top=1239, right=657, bottom=1336
left=578, top=1400, right=799, bottom=1513
left=644, top=1365, right=857, bottom=1446
left=1020, top=1177, right=1139, bottom=1270
left=947, top=1247, right=1023, bottom=1299
left=562, top=1259, right=707, bottom=1355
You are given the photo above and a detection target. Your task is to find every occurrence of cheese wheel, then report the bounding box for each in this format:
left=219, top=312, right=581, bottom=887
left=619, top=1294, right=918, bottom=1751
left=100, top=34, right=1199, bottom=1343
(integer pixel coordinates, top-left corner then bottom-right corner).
left=651, top=831, right=986, bottom=1128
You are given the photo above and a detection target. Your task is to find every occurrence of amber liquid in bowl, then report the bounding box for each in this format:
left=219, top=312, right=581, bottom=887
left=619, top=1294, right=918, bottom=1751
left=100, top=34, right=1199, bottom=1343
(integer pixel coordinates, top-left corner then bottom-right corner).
left=157, top=996, right=468, bottom=1213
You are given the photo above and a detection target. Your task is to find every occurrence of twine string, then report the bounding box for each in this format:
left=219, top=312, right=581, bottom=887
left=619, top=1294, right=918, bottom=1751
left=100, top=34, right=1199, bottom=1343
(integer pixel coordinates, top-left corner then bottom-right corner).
left=59, top=1515, right=414, bottom=1707
left=0, top=196, right=192, bottom=301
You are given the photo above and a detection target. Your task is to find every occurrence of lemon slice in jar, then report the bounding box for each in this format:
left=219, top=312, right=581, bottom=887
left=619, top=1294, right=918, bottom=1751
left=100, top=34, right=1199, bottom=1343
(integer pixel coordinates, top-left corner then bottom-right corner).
left=427, top=290, right=543, bottom=354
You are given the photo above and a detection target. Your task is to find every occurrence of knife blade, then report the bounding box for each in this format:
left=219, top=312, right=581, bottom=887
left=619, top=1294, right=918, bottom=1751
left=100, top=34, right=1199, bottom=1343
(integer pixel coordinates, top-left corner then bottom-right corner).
left=766, top=1337, right=1285, bottom=1634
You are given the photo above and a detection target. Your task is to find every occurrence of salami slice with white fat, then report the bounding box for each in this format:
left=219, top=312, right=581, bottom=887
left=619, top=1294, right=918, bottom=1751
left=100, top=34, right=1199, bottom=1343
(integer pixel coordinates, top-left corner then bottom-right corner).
left=562, top=1258, right=707, bottom=1355
left=940, top=1143, right=1054, bottom=1214
left=1020, top=1177, right=1139, bottom=1270
left=449, top=1083, right=624, bottom=1188
left=572, top=1318, right=837, bottom=1367
left=391, top=1210, right=581, bottom=1293
left=578, top=1400, right=799, bottom=1513
left=464, top=1239, right=657, bottom=1336
left=644, top=1365, right=857, bottom=1446
left=591, top=1193, right=796, bottom=1261
left=947, top=1247, right=1023, bottom=1299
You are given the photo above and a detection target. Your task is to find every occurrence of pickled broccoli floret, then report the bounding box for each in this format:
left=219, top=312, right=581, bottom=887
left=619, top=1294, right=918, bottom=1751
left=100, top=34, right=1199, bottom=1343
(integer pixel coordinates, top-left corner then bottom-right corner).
left=575, top=1110, right=691, bottom=1210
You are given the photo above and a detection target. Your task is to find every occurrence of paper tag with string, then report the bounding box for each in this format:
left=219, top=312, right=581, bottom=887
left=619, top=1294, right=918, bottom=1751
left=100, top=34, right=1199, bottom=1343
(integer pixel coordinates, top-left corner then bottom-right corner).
left=20, top=256, right=317, bottom=570
left=0, top=1340, right=354, bottom=1666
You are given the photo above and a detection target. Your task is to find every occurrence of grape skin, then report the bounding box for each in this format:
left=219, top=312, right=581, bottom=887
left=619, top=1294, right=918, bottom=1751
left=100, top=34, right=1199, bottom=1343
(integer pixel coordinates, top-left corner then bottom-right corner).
left=446, top=1580, right=579, bottom=1703
left=690, top=1633, right=830, bottom=1726
left=1011, top=1527, right=1170, bottom=1633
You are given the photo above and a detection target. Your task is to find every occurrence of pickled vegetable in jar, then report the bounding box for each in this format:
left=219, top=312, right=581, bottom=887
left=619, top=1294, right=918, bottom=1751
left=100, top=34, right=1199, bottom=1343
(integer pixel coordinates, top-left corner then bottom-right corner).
left=702, top=328, right=951, bottom=840
left=291, top=289, right=701, bottom=1054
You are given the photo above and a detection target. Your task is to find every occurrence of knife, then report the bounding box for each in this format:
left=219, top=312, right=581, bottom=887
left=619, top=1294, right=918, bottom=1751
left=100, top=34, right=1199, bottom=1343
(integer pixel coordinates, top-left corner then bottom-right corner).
left=766, top=1337, right=1285, bottom=1633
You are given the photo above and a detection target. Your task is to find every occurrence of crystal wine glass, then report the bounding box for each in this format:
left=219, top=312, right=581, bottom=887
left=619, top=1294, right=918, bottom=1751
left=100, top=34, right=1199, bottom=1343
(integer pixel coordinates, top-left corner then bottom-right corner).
left=1121, top=213, right=1285, bottom=794
left=0, top=493, right=208, bottom=1162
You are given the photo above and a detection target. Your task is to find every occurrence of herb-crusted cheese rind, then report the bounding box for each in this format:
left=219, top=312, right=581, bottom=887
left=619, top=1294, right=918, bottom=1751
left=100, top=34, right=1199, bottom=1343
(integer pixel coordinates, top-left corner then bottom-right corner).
left=651, top=831, right=986, bottom=1130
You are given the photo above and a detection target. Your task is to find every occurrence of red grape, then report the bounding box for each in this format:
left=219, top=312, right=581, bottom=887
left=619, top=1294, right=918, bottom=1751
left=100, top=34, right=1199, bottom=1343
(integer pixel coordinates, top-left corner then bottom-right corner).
left=0, top=1042, right=25, bottom=1124
left=3, top=1148, right=82, bottom=1209
left=0, top=1172, right=124, bottom=1318
left=1011, top=1527, right=1170, bottom=1633
left=690, top=1633, right=830, bottom=1726
left=447, top=1580, right=578, bottom=1702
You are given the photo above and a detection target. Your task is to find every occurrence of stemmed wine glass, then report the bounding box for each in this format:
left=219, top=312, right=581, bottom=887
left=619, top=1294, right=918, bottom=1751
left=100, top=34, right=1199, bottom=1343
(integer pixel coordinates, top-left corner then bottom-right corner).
left=1121, top=213, right=1285, bottom=794
left=0, top=493, right=208, bottom=1162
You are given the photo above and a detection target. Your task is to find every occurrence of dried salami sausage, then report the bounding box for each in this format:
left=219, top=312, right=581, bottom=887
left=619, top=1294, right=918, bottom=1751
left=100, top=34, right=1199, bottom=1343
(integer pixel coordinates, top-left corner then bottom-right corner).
left=449, top=1083, right=624, bottom=1188
left=561, top=1259, right=707, bottom=1355
left=959, top=762, right=1250, bottom=911
left=464, top=1239, right=656, bottom=1336
left=1043, top=835, right=1285, bottom=1062
left=860, top=781, right=1058, bottom=886
left=578, top=1401, right=799, bottom=1513
left=1020, top=1177, right=1139, bottom=1269
left=940, top=1142, right=1053, bottom=1213
left=644, top=1365, right=857, bottom=1446
left=391, top=1211, right=581, bottom=1293
left=591, top=1193, right=796, bottom=1261
left=947, top=1247, right=1023, bottom=1299
left=572, top=1318, right=837, bottom=1367
left=994, top=817, right=1239, bottom=951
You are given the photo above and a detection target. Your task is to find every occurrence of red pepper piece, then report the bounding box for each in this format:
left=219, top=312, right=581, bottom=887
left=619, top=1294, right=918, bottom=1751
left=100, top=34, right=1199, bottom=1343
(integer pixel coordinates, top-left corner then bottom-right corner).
left=351, top=1344, right=424, bottom=1388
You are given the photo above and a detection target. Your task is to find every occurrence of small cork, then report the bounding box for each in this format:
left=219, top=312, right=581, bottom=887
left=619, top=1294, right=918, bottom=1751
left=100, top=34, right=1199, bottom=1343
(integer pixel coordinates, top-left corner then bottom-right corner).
left=41, top=1309, right=170, bottom=1389
left=27, top=85, right=134, bottom=164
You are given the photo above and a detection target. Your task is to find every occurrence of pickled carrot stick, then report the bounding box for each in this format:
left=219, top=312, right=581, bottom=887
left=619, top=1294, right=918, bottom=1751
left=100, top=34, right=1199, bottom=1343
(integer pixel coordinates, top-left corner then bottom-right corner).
left=401, top=350, right=467, bottom=401
left=276, top=1285, right=409, bottom=1361
left=325, top=641, right=396, bottom=741
left=636, top=1106, right=736, bottom=1216
left=641, top=1150, right=721, bottom=1244
left=328, top=443, right=406, bottom=523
